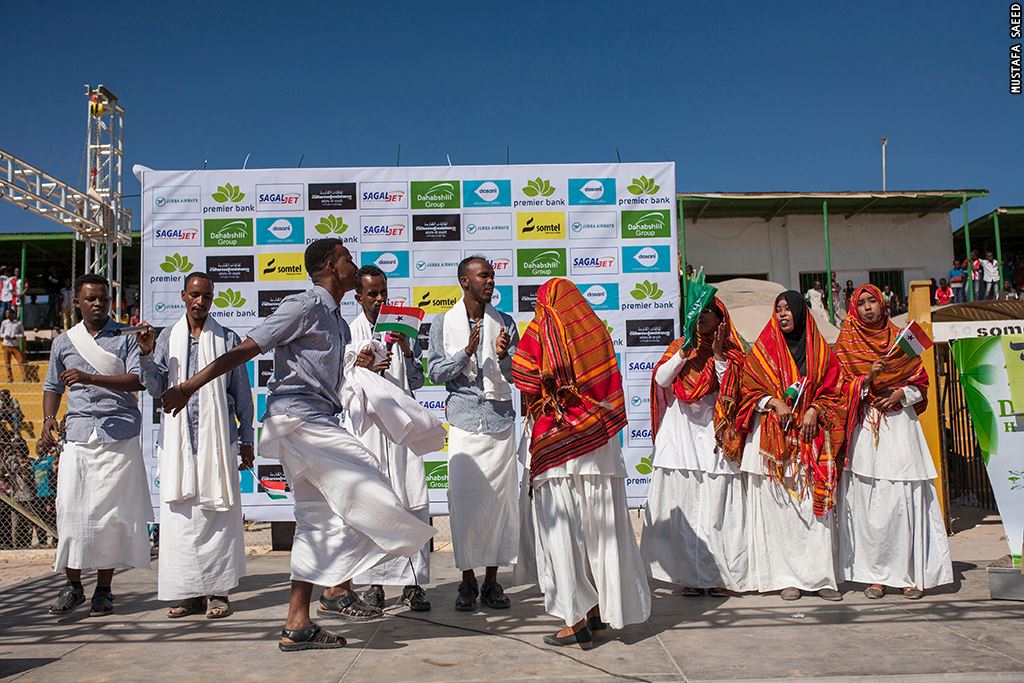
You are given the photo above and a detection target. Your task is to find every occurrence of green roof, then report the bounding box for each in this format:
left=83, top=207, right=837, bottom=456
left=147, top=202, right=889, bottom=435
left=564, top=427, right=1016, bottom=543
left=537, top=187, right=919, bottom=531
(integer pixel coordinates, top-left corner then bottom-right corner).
left=952, top=206, right=1024, bottom=259
left=677, top=190, right=989, bottom=221
left=0, top=230, right=141, bottom=243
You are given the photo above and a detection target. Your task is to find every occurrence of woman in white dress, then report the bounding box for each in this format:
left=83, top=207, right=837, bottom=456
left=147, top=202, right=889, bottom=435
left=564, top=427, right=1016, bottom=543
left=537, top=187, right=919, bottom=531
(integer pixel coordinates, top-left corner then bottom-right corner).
left=835, top=284, right=953, bottom=599
left=641, top=298, right=749, bottom=596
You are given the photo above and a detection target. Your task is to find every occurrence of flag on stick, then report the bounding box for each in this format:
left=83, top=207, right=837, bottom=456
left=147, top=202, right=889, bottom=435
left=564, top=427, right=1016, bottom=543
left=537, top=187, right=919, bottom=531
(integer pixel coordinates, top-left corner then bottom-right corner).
left=783, top=378, right=805, bottom=404
left=888, top=321, right=933, bottom=358
left=249, top=469, right=288, bottom=500
left=373, top=304, right=425, bottom=339
left=681, top=268, right=718, bottom=350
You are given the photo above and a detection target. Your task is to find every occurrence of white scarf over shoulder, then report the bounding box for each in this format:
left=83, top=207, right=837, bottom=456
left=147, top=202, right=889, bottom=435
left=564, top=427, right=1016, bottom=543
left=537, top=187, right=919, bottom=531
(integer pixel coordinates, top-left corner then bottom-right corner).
left=349, top=312, right=408, bottom=390
left=66, top=321, right=125, bottom=375
left=159, top=315, right=235, bottom=511
left=442, top=298, right=512, bottom=401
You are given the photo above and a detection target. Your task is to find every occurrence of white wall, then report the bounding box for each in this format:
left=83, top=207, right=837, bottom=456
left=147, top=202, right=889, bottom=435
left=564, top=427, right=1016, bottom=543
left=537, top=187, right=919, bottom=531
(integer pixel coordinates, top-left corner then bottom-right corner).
left=682, top=211, right=954, bottom=292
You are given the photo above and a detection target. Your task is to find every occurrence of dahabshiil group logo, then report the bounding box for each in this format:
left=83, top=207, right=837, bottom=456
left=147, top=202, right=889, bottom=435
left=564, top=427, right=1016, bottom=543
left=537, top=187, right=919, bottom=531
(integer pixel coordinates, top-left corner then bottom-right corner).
left=160, top=253, right=194, bottom=273
left=315, top=214, right=349, bottom=235
left=424, top=461, right=449, bottom=489
left=212, top=183, right=246, bottom=203
left=213, top=288, right=247, bottom=309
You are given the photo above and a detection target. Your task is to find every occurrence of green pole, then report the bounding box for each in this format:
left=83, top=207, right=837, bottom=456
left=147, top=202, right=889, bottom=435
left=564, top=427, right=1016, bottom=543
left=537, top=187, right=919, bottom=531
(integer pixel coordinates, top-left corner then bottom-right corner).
left=962, top=197, right=973, bottom=302
left=993, top=211, right=1004, bottom=292
left=19, top=240, right=26, bottom=352
left=678, top=197, right=687, bottom=302
left=823, top=200, right=835, bottom=326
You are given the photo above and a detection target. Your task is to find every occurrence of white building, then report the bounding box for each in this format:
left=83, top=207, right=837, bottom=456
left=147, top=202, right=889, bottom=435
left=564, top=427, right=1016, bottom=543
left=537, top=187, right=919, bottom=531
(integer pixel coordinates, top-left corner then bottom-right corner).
left=678, top=190, right=988, bottom=302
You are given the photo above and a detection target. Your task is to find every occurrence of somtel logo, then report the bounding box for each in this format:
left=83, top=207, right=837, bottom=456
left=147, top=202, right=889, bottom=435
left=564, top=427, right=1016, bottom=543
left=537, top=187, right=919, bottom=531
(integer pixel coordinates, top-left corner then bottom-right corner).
left=463, top=179, right=511, bottom=208
left=360, top=182, right=408, bottom=209
left=412, top=214, right=461, bottom=242
left=580, top=283, right=620, bottom=311
left=256, top=183, right=304, bottom=211
left=626, top=319, right=675, bottom=347
left=258, top=253, right=306, bottom=281
left=568, top=178, right=617, bottom=206
left=308, top=183, right=357, bottom=211
left=152, top=185, right=201, bottom=214
left=413, top=286, right=462, bottom=314
left=204, top=183, right=255, bottom=214
left=360, top=216, right=408, bottom=244
left=517, top=248, right=566, bottom=277
left=259, top=290, right=303, bottom=317
left=623, top=245, right=671, bottom=273
left=256, top=217, right=304, bottom=246
left=206, top=255, right=255, bottom=283
left=515, top=177, right=566, bottom=208
left=516, top=212, right=565, bottom=240
left=570, top=248, right=618, bottom=275
left=213, top=288, right=247, bottom=309
left=203, top=218, right=254, bottom=248
left=621, top=210, right=671, bottom=239
left=411, top=181, right=461, bottom=209
left=362, top=250, right=410, bottom=278
left=153, top=220, right=201, bottom=247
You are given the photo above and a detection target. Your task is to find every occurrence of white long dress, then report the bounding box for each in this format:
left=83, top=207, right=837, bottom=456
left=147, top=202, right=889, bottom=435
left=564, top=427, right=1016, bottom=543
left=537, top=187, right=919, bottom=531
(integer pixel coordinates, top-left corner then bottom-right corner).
left=641, top=356, right=749, bottom=591
left=741, top=403, right=838, bottom=593
left=838, top=385, right=953, bottom=589
left=530, top=437, right=652, bottom=629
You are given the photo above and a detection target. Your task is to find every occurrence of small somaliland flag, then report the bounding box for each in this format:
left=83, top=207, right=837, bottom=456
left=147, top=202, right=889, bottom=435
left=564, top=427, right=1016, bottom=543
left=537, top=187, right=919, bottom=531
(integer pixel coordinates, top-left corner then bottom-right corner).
left=783, top=378, right=804, bottom=404
left=894, top=321, right=933, bottom=358
left=373, top=304, right=425, bottom=339
left=250, top=469, right=288, bottom=500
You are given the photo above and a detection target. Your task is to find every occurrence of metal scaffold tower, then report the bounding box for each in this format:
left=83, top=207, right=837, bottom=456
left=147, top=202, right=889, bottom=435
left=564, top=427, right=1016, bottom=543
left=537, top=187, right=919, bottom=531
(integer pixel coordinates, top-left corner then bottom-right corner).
left=0, top=84, right=132, bottom=317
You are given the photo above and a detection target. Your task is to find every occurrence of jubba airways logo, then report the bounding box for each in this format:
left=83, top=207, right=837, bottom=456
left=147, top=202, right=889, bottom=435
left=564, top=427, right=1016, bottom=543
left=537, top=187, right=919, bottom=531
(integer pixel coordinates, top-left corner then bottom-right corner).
left=160, top=253, right=193, bottom=273
left=213, top=288, right=246, bottom=308
left=211, top=183, right=246, bottom=203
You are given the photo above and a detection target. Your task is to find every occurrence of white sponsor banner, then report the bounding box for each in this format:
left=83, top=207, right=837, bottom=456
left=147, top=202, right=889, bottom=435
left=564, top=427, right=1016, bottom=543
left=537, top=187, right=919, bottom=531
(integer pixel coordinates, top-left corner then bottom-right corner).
left=934, top=320, right=1024, bottom=343
left=139, top=162, right=678, bottom=518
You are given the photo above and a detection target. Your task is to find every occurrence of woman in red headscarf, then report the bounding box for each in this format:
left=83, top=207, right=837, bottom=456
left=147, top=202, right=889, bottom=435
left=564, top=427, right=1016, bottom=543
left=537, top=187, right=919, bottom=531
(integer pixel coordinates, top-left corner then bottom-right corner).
left=835, top=284, right=952, bottom=600
left=512, top=278, right=650, bottom=651
left=736, top=291, right=846, bottom=602
left=640, top=298, right=749, bottom=597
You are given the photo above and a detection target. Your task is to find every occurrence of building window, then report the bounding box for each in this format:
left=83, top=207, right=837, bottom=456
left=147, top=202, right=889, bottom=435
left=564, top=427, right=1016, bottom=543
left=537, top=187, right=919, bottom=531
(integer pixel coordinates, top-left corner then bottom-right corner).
left=869, top=270, right=906, bottom=313
left=798, top=271, right=827, bottom=296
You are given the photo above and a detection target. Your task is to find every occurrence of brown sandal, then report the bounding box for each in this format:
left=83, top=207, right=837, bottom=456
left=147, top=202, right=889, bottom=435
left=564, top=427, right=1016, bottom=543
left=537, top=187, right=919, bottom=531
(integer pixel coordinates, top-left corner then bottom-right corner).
left=206, top=596, right=232, bottom=619
left=168, top=597, right=206, bottom=619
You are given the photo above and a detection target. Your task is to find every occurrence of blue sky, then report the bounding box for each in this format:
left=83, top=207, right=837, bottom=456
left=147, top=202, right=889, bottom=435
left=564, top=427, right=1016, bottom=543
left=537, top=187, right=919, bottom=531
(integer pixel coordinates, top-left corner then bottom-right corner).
left=1, top=0, right=1020, bottom=233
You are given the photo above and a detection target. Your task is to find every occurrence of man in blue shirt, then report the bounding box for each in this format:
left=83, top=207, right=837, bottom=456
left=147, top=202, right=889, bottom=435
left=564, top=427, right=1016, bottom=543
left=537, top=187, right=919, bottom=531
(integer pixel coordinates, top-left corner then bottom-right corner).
left=159, top=239, right=435, bottom=652
left=40, top=274, right=151, bottom=618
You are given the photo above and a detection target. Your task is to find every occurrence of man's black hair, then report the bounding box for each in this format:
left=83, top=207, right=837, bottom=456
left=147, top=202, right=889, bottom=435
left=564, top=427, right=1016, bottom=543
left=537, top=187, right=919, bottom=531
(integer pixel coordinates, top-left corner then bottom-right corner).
left=74, top=273, right=109, bottom=295
left=355, top=265, right=387, bottom=292
left=304, top=238, right=345, bottom=279
left=181, top=272, right=212, bottom=291
left=457, top=255, right=489, bottom=280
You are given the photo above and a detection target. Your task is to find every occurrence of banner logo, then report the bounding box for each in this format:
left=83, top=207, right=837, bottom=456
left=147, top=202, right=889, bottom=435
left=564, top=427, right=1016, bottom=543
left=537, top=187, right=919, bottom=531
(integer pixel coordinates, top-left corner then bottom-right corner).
left=413, top=251, right=461, bottom=278
left=258, top=290, right=303, bottom=317
left=627, top=175, right=661, bottom=195
left=411, top=181, right=461, bottom=209
left=622, top=210, right=671, bottom=239
left=258, top=252, right=306, bottom=281
left=160, top=253, right=194, bottom=273
left=463, top=180, right=511, bottom=208
left=359, top=215, right=408, bottom=243
left=256, top=217, right=304, bottom=245
left=151, top=291, right=187, bottom=324
left=413, top=286, right=463, bottom=313
left=516, top=212, right=565, bottom=240
left=624, top=353, right=657, bottom=379
left=213, top=288, right=247, bottom=308
left=424, top=461, right=449, bottom=489
left=465, top=249, right=514, bottom=278
left=522, top=177, right=555, bottom=197
left=412, top=214, right=461, bottom=242
left=206, top=255, right=255, bottom=282
left=627, top=422, right=653, bottom=447
left=256, top=183, right=304, bottom=211
left=362, top=250, right=410, bottom=278
left=622, top=245, right=671, bottom=273
left=491, top=285, right=513, bottom=313
left=517, top=248, right=566, bottom=277
left=630, top=279, right=664, bottom=300
left=152, top=186, right=201, bottom=214
left=360, top=182, right=408, bottom=209
left=518, top=284, right=541, bottom=313
left=580, top=283, right=620, bottom=311
left=312, top=214, right=358, bottom=244
left=308, top=183, right=357, bottom=211
left=626, top=384, right=652, bottom=415
left=626, top=319, right=675, bottom=346
left=570, top=248, right=618, bottom=275
left=153, top=220, right=201, bottom=247
left=212, top=183, right=246, bottom=204
left=569, top=178, right=616, bottom=206
left=464, top=213, right=512, bottom=241
left=568, top=211, right=617, bottom=240
left=203, top=218, right=253, bottom=247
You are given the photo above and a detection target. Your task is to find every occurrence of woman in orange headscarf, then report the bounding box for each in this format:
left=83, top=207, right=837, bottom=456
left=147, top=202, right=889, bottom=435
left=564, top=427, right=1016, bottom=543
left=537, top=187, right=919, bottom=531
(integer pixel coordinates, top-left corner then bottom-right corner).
left=640, top=298, right=750, bottom=596
left=736, top=291, right=845, bottom=602
left=512, top=278, right=650, bottom=651
left=835, top=284, right=952, bottom=600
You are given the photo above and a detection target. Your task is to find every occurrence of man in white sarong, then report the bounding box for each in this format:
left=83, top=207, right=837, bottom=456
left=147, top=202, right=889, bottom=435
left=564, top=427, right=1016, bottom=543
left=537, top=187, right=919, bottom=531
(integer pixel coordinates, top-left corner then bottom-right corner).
left=40, top=274, right=152, bottom=618
left=160, top=239, right=435, bottom=652
left=348, top=264, right=431, bottom=612
left=138, top=272, right=255, bottom=619
left=427, top=256, right=519, bottom=612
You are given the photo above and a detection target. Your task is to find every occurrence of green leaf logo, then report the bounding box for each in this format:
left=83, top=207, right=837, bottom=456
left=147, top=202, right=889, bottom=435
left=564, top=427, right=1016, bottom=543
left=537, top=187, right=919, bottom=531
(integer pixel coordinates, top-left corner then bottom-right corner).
left=211, top=182, right=245, bottom=203
left=213, top=288, right=246, bottom=309
left=315, top=214, right=349, bottom=235
left=626, top=175, right=661, bottom=196
left=159, top=253, right=194, bottom=273
left=602, top=320, right=614, bottom=336
left=522, top=177, right=555, bottom=197
left=635, top=455, right=653, bottom=475
left=629, top=280, right=664, bottom=301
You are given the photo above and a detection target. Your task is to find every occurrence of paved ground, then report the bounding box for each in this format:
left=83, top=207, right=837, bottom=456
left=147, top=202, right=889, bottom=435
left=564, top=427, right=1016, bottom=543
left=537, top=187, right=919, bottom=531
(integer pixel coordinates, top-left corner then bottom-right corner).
left=1, top=507, right=1023, bottom=682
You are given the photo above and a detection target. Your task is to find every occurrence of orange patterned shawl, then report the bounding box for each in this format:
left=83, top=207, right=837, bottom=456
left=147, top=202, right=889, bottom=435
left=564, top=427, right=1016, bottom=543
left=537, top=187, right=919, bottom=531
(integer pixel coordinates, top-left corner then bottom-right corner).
left=511, top=278, right=627, bottom=479
left=834, top=284, right=930, bottom=442
left=649, top=298, right=747, bottom=461
left=735, top=296, right=846, bottom=515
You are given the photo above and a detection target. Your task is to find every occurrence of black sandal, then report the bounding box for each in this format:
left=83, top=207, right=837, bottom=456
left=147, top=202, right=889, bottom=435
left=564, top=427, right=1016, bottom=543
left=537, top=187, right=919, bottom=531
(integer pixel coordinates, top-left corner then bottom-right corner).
left=587, top=616, right=609, bottom=632
left=480, top=581, right=511, bottom=609
left=279, top=622, right=347, bottom=652
left=543, top=626, right=594, bottom=650
left=48, top=584, right=85, bottom=615
left=454, top=579, right=479, bottom=612
left=90, top=590, right=115, bottom=617
left=317, top=591, right=382, bottom=621
left=361, top=586, right=385, bottom=611
left=402, top=585, right=431, bottom=612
